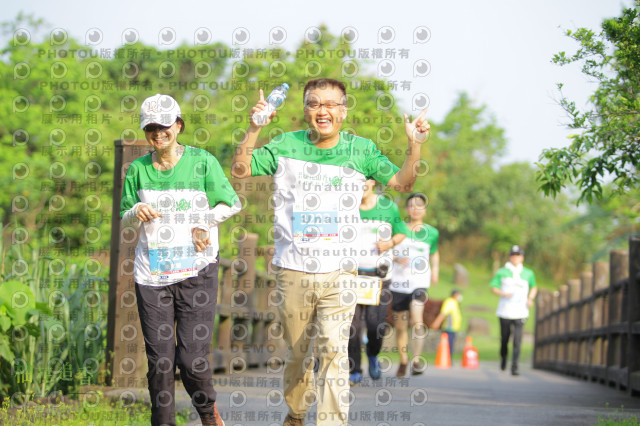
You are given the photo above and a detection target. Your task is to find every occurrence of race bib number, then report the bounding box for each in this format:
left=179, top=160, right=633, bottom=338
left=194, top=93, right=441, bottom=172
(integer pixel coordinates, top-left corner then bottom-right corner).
left=354, top=276, right=383, bottom=305
left=292, top=210, right=339, bottom=244
left=501, top=277, right=528, bottom=305
left=148, top=245, right=199, bottom=281
left=146, top=222, right=199, bottom=283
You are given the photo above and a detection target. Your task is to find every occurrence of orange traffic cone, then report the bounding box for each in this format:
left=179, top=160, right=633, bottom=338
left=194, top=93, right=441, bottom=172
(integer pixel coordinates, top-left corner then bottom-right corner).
left=435, top=332, right=451, bottom=369
left=462, top=336, right=479, bottom=369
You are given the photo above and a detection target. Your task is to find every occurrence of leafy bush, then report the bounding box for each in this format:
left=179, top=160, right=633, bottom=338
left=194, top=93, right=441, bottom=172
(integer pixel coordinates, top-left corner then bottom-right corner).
left=0, top=238, right=107, bottom=402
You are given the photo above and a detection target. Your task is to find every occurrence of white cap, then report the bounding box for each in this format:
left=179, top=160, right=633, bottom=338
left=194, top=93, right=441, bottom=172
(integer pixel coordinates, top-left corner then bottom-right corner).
left=140, top=94, right=181, bottom=129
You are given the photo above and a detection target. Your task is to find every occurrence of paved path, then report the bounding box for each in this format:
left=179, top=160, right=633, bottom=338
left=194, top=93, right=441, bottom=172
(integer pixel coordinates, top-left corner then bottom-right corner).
left=109, top=362, right=640, bottom=425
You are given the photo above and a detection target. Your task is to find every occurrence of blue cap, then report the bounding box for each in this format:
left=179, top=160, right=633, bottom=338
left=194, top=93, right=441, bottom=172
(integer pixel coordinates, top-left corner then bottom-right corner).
left=281, top=83, right=289, bottom=90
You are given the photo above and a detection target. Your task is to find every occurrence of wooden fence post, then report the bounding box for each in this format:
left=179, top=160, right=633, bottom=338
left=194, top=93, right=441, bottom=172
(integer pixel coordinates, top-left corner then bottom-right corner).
left=580, top=272, right=593, bottom=332
left=590, top=262, right=609, bottom=381
left=592, top=263, right=609, bottom=330
left=567, top=279, right=581, bottom=371
left=579, top=272, right=593, bottom=377
left=607, top=250, right=629, bottom=389
left=628, top=236, right=640, bottom=395
left=545, top=290, right=554, bottom=364
left=551, top=290, right=562, bottom=370
left=535, top=289, right=555, bottom=368
left=107, top=140, right=153, bottom=388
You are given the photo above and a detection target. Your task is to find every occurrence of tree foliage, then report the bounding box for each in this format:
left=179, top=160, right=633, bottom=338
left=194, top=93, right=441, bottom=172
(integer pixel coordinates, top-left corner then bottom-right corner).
left=0, top=14, right=618, bottom=285
left=0, top=18, right=410, bottom=270
left=537, top=3, right=640, bottom=203
left=416, top=93, right=506, bottom=236
left=405, top=93, right=602, bottom=279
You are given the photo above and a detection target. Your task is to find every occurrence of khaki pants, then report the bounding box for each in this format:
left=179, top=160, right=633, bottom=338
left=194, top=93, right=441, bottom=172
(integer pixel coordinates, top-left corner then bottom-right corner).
left=276, top=268, right=357, bottom=425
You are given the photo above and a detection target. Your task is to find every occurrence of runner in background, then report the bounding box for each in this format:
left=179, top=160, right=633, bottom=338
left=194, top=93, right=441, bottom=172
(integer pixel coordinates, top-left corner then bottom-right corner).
left=490, top=245, right=537, bottom=376
left=348, top=180, right=408, bottom=385
left=391, top=193, right=439, bottom=377
left=431, top=289, right=463, bottom=355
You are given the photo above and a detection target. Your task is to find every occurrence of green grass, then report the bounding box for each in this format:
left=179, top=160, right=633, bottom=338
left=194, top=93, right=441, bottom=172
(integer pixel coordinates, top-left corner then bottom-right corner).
left=595, top=418, right=640, bottom=426
left=0, top=395, right=149, bottom=426
left=594, top=408, right=640, bottom=426
left=0, top=391, right=194, bottom=426
left=430, top=261, right=535, bottom=362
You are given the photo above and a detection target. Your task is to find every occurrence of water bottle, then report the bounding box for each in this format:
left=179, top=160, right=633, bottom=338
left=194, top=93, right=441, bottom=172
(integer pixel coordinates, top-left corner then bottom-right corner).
left=252, top=83, right=289, bottom=125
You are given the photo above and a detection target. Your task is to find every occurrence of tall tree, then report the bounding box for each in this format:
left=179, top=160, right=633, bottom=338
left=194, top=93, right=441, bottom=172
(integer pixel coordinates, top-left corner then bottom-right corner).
left=537, top=3, right=640, bottom=202
left=417, top=92, right=506, bottom=236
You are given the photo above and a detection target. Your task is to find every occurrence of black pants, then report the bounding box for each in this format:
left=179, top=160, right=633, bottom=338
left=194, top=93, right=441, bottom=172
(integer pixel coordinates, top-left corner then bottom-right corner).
left=135, top=263, right=219, bottom=426
left=499, top=317, right=525, bottom=371
left=444, top=331, right=457, bottom=354
left=348, top=280, right=391, bottom=374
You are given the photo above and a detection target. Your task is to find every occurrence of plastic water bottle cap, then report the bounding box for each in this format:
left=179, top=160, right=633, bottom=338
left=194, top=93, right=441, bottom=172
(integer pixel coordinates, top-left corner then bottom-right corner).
left=281, top=83, right=289, bottom=90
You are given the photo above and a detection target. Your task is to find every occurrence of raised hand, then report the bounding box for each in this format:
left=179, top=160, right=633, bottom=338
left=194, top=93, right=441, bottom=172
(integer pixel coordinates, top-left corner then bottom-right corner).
left=249, top=89, right=277, bottom=128
left=403, top=108, right=430, bottom=144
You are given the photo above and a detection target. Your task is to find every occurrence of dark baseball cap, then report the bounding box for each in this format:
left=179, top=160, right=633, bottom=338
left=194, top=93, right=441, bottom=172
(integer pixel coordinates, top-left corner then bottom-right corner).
left=509, top=245, right=524, bottom=256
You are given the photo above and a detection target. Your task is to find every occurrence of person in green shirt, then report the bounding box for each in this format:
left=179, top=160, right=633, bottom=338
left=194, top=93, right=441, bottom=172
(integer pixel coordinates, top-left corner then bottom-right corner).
left=490, top=245, right=537, bottom=376
left=391, top=193, right=440, bottom=377
left=231, top=78, right=431, bottom=426
left=348, top=180, right=408, bottom=386
left=431, top=290, right=463, bottom=354
left=120, top=94, right=239, bottom=426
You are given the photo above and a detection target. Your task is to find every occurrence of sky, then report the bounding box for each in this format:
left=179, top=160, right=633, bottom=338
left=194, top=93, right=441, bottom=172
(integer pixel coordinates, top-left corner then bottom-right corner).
left=4, top=0, right=631, bottom=164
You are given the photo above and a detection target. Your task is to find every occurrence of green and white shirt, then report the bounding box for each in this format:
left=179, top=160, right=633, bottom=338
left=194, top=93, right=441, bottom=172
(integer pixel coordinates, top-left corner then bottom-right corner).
left=251, top=131, right=399, bottom=273
left=391, top=223, right=439, bottom=293
left=120, top=145, right=240, bottom=286
left=490, top=262, right=537, bottom=319
left=357, top=196, right=409, bottom=279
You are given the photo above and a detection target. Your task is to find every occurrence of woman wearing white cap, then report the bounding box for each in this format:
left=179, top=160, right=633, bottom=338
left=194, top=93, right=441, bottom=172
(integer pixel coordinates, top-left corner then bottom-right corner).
left=120, top=94, right=241, bottom=426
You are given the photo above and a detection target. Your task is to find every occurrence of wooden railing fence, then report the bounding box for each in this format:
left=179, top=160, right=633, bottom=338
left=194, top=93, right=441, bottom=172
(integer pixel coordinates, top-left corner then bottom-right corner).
left=534, top=236, right=640, bottom=395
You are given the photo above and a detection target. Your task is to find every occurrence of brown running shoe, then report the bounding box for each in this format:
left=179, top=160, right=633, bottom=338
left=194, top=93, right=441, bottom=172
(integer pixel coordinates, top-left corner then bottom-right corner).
left=283, top=413, right=304, bottom=426
left=396, top=363, right=408, bottom=377
left=200, top=403, right=225, bottom=426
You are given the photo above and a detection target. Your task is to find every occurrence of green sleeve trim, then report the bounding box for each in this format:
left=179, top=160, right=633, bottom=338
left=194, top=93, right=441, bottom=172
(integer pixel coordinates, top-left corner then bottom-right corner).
left=368, top=161, right=400, bottom=185
left=250, top=143, right=279, bottom=176
left=205, top=154, right=239, bottom=207
left=524, top=267, right=537, bottom=288
left=426, top=225, right=439, bottom=254
left=363, top=139, right=400, bottom=184
left=389, top=203, right=408, bottom=236
left=490, top=269, right=507, bottom=288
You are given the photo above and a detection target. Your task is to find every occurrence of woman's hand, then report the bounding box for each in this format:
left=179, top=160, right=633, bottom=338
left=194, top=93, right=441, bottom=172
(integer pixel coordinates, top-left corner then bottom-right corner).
left=192, top=227, right=211, bottom=252
left=136, top=204, right=162, bottom=222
